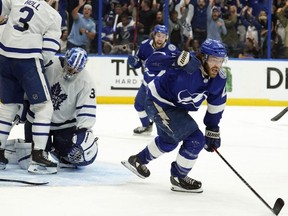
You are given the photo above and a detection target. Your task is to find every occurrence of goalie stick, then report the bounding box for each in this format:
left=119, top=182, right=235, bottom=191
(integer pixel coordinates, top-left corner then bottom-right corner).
left=271, top=107, right=288, bottom=121
left=0, top=178, right=48, bottom=186
left=214, top=148, right=285, bottom=215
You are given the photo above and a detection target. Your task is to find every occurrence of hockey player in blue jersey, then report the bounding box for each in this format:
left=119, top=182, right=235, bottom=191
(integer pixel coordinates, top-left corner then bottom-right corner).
left=128, top=24, right=179, bottom=135
left=0, top=0, right=61, bottom=174
left=122, top=39, right=228, bottom=193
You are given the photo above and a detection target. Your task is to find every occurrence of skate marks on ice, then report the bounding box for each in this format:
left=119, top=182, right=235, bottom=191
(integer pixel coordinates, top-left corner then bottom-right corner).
left=0, top=161, right=132, bottom=187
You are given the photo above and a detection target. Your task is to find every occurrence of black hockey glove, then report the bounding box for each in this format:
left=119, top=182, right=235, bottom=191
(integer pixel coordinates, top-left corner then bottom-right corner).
left=204, top=127, right=221, bottom=152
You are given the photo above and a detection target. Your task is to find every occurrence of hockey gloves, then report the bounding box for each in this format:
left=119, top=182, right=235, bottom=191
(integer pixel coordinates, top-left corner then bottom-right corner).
left=204, top=127, right=221, bottom=152
left=127, top=55, right=140, bottom=68
left=177, top=51, right=201, bottom=75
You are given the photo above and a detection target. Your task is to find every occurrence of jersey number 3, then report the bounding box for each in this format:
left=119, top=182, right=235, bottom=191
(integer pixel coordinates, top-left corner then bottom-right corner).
left=14, top=6, right=34, bottom=32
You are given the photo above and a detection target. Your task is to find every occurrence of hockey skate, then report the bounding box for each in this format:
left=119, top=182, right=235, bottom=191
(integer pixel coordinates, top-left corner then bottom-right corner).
left=0, top=149, right=8, bottom=170
left=121, top=155, right=150, bottom=179
left=170, top=176, right=203, bottom=193
left=133, top=122, right=153, bottom=136
left=58, top=157, right=77, bottom=169
left=28, top=149, right=57, bottom=174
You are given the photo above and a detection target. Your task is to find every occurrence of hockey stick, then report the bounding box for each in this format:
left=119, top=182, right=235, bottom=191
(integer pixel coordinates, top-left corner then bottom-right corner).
left=271, top=107, right=288, bottom=121
left=132, top=0, right=140, bottom=55
left=214, top=148, right=285, bottom=215
left=0, top=178, right=48, bottom=186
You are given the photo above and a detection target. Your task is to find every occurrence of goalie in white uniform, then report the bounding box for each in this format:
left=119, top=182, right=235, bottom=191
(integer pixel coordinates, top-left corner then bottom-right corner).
left=20, top=47, right=98, bottom=169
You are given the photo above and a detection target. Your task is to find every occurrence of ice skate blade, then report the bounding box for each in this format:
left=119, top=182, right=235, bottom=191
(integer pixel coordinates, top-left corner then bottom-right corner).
left=58, top=162, right=77, bottom=169
left=121, top=160, right=147, bottom=179
left=28, top=164, right=57, bottom=175
left=0, top=163, right=6, bottom=170
left=133, top=132, right=152, bottom=136
left=171, top=185, right=203, bottom=193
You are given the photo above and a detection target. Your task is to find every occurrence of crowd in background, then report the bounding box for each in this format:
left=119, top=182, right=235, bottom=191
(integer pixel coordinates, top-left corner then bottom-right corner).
left=54, top=0, right=288, bottom=59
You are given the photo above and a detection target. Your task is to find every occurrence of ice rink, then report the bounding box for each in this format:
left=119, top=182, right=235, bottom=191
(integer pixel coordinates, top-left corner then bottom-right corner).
left=1, top=104, right=287, bottom=216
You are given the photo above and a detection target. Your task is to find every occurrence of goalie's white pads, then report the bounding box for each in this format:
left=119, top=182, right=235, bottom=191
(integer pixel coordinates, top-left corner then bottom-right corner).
left=68, top=130, right=98, bottom=166
left=15, top=141, right=32, bottom=170
left=4, top=139, right=32, bottom=169
left=4, top=139, right=18, bottom=164
left=177, top=51, right=190, bottom=67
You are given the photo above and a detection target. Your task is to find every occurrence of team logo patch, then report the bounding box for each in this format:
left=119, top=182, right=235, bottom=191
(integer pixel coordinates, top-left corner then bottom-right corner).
left=32, top=94, right=38, bottom=100
left=219, top=69, right=227, bottom=79
left=168, top=44, right=177, bottom=51
left=51, top=82, right=67, bottom=110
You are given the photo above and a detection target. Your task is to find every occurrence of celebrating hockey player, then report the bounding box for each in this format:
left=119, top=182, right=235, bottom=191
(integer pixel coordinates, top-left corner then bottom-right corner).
left=122, top=39, right=228, bottom=193
left=0, top=0, right=62, bottom=174
left=127, top=24, right=179, bottom=136
left=23, top=47, right=98, bottom=170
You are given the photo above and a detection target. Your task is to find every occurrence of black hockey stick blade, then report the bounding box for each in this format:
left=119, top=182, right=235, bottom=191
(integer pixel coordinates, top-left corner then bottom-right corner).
left=272, top=198, right=285, bottom=215
left=271, top=107, right=288, bottom=121
left=0, top=178, right=48, bottom=186
left=214, top=148, right=285, bottom=215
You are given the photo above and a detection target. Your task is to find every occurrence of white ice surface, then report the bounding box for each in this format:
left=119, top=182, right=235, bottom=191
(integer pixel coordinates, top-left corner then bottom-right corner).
left=1, top=105, right=287, bottom=216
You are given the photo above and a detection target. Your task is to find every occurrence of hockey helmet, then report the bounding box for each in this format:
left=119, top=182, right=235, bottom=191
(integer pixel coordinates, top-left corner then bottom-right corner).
left=64, top=47, right=88, bottom=79
left=200, top=39, right=227, bottom=58
left=153, top=24, right=168, bottom=35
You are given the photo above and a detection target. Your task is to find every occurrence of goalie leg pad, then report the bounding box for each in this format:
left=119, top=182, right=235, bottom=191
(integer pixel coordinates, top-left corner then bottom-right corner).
left=15, top=141, right=32, bottom=170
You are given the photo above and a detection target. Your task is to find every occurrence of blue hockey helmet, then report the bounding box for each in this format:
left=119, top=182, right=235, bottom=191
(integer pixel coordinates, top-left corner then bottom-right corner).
left=200, top=39, right=227, bottom=58
left=153, top=24, right=168, bottom=35
left=64, top=47, right=88, bottom=79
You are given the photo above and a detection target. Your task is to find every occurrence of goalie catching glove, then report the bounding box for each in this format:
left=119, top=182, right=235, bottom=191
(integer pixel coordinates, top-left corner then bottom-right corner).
left=68, top=128, right=98, bottom=166
left=176, top=51, right=201, bottom=75
left=204, top=127, right=221, bottom=152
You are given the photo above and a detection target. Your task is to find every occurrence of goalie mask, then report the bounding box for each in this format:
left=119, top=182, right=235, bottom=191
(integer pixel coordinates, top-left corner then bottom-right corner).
left=68, top=130, right=98, bottom=166
left=63, top=47, right=88, bottom=80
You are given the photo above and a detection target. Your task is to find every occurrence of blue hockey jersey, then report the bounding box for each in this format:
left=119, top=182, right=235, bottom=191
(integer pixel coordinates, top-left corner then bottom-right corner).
left=134, top=38, right=178, bottom=85
left=146, top=52, right=227, bottom=129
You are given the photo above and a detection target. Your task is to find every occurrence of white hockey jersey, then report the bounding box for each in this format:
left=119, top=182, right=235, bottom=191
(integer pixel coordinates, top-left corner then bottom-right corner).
left=0, top=0, right=61, bottom=62
left=36, top=56, right=97, bottom=131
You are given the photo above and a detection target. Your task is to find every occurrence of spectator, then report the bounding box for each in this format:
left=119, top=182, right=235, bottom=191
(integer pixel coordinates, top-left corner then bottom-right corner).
left=111, top=14, right=135, bottom=54
left=152, top=10, right=164, bottom=27
left=175, top=0, right=194, bottom=51
left=169, top=10, right=183, bottom=48
left=67, top=0, right=96, bottom=53
left=238, top=37, right=259, bottom=58
left=207, top=0, right=227, bottom=41
left=137, top=0, right=157, bottom=43
left=191, top=0, right=208, bottom=45
left=59, top=26, right=69, bottom=54
left=222, top=5, right=240, bottom=57
left=240, top=5, right=262, bottom=48
left=189, top=38, right=201, bottom=52
left=276, top=1, right=288, bottom=58
left=101, top=13, right=115, bottom=54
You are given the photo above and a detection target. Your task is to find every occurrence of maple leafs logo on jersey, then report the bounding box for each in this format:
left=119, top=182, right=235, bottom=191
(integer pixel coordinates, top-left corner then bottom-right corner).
left=51, top=82, right=67, bottom=111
